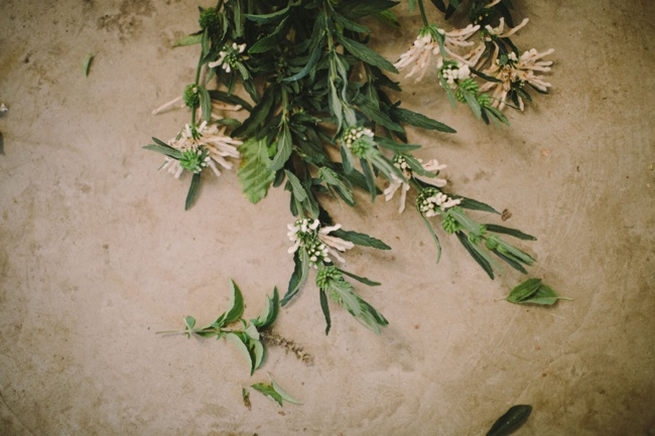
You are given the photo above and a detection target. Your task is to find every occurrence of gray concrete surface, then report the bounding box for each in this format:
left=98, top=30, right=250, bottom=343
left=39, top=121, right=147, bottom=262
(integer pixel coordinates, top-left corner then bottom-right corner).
left=0, top=0, right=654, bottom=435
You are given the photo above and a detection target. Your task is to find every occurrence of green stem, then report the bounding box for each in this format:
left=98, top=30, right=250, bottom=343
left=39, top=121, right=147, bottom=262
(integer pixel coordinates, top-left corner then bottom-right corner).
left=190, top=47, right=205, bottom=127
left=417, top=0, right=430, bottom=27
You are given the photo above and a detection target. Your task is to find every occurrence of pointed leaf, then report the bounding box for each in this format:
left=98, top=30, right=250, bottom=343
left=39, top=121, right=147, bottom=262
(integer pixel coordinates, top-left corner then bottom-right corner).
left=319, top=289, right=331, bottom=335
left=185, top=173, right=201, bottom=210
left=271, top=379, right=302, bottom=404
left=330, top=229, right=390, bottom=250
left=222, top=279, right=245, bottom=324
left=486, top=405, right=532, bottom=436
left=225, top=333, right=254, bottom=374
left=251, top=383, right=283, bottom=406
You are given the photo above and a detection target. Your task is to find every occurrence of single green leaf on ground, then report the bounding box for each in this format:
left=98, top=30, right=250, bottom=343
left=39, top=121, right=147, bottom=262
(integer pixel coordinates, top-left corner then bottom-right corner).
left=506, top=278, right=542, bottom=303
left=486, top=405, right=532, bottom=436
left=507, top=280, right=570, bottom=306
left=83, top=53, right=94, bottom=77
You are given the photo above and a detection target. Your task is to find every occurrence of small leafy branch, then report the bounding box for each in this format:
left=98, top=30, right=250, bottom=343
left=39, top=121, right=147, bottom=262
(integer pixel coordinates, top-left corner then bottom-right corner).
left=158, top=279, right=279, bottom=374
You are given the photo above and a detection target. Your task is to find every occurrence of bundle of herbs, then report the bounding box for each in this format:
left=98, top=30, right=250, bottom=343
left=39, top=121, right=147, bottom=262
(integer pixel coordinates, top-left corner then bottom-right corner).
left=146, top=0, right=560, bottom=341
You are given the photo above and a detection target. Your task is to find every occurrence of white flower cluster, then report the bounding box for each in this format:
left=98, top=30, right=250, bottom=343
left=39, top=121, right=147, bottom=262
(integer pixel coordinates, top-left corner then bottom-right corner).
left=341, top=126, right=374, bottom=148
left=385, top=156, right=448, bottom=213
left=479, top=48, right=554, bottom=110
left=418, top=189, right=461, bottom=217
left=287, top=219, right=354, bottom=266
left=208, top=42, right=246, bottom=73
left=161, top=121, right=242, bottom=179
left=394, top=25, right=480, bottom=82
left=440, top=63, right=471, bottom=89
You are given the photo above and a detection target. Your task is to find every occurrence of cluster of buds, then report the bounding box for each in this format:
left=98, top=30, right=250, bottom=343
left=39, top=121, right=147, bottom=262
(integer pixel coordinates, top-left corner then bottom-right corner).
left=179, top=147, right=211, bottom=174
left=209, top=42, right=247, bottom=74
left=341, top=126, right=375, bottom=158
left=417, top=187, right=461, bottom=217
left=287, top=219, right=331, bottom=266
left=315, top=265, right=343, bottom=289
left=439, top=62, right=471, bottom=89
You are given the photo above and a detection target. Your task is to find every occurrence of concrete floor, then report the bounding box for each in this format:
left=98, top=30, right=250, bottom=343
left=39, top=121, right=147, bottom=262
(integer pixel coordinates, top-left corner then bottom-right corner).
left=1, top=1, right=654, bottom=435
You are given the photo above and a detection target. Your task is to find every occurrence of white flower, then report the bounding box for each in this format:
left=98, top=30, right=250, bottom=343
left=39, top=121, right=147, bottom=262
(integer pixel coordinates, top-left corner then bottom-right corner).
left=485, top=17, right=529, bottom=38
left=0, top=103, right=7, bottom=113
left=208, top=42, right=247, bottom=73
left=440, top=62, right=471, bottom=89
left=417, top=188, right=461, bottom=217
left=479, top=48, right=554, bottom=110
left=161, top=121, right=242, bottom=178
left=287, top=219, right=354, bottom=266
left=384, top=156, right=448, bottom=213
left=394, top=25, right=481, bottom=82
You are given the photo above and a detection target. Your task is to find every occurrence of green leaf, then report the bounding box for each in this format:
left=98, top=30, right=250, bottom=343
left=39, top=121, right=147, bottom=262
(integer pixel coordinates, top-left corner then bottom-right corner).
left=172, top=33, right=202, bottom=47
left=222, top=279, right=245, bottom=324
left=252, top=287, right=280, bottom=329
left=331, top=229, right=391, bottom=250
left=285, top=170, right=308, bottom=202
left=282, top=249, right=309, bottom=306
left=486, top=224, right=537, bottom=240
left=251, top=383, right=283, bottom=406
left=225, top=333, right=254, bottom=374
left=337, top=35, right=397, bottom=74
left=456, top=231, right=494, bottom=279
left=185, top=172, right=201, bottom=210
left=237, top=137, right=275, bottom=203
left=508, top=283, right=568, bottom=306
left=464, top=91, right=482, bottom=119
left=455, top=196, right=501, bottom=214
left=184, top=316, right=196, bottom=330
left=143, top=144, right=183, bottom=160
left=375, top=9, right=401, bottom=28
left=506, top=278, right=542, bottom=303
left=199, top=86, right=212, bottom=122
left=355, top=97, right=404, bottom=132
left=486, top=405, right=532, bottom=436
left=252, top=338, right=265, bottom=369
left=271, top=379, right=302, bottom=405
left=270, top=123, right=292, bottom=171
left=391, top=107, right=456, bottom=133
left=207, top=90, right=252, bottom=111
left=244, top=1, right=298, bottom=23
left=82, top=53, right=94, bottom=77
left=337, top=269, right=381, bottom=286
left=319, top=289, right=331, bottom=335
left=420, top=214, right=442, bottom=262
left=376, top=137, right=422, bottom=152
left=334, top=14, right=370, bottom=33
left=249, top=17, right=289, bottom=54
left=360, top=158, right=377, bottom=202
left=337, top=0, right=399, bottom=19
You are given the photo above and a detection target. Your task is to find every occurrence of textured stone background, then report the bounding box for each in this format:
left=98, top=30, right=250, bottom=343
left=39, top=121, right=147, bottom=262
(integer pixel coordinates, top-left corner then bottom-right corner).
left=0, top=1, right=654, bottom=435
